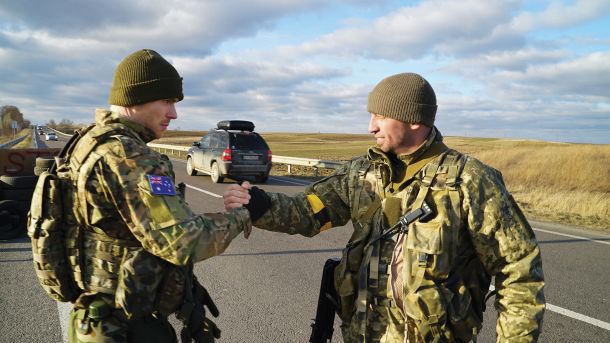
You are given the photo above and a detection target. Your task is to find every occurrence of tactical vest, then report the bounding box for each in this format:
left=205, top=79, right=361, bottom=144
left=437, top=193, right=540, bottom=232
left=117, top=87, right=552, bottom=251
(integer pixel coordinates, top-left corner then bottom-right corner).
left=29, top=122, right=220, bottom=342
left=333, top=146, right=490, bottom=342
left=29, top=124, right=185, bottom=315
left=399, top=151, right=491, bottom=343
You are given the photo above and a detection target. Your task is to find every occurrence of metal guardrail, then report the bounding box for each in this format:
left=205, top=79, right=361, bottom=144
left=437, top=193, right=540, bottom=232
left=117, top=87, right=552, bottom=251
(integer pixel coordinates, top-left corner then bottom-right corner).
left=0, top=134, right=29, bottom=149
left=147, top=143, right=346, bottom=172
left=33, top=135, right=346, bottom=174
left=33, top=130, right=40, bottom=149
left=48, top=128, right=73, bottom=139
left=147, top=143, right=190, bottom=159
left=271, top=155, right=344, bottom=170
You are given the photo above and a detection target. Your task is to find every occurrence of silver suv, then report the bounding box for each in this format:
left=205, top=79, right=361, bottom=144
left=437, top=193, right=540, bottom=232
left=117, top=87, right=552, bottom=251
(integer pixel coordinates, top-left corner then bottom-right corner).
left=186, top=121, right=272, bottom=183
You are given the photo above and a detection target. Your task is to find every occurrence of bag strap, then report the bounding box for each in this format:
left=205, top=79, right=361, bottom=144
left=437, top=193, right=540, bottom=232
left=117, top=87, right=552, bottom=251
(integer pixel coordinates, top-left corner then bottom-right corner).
left=48, top=125, right=95, bottom=174
left=352, top=159, right=371, bottom=219
left=68, top=124, right=135, bottom=173
left=403, top=142, right=449, bottom=184
left=66, top=124, right=141, bottom=292
left=403, top=151, right=468, bottom=341
left=353, top=143, right=451, bottom=341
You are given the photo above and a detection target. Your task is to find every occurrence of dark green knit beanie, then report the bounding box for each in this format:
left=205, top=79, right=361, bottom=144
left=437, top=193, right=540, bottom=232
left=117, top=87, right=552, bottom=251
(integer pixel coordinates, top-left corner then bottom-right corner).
left=108, top=49, right=183, bottom=106
left=367, top=73, right=437, bottom=127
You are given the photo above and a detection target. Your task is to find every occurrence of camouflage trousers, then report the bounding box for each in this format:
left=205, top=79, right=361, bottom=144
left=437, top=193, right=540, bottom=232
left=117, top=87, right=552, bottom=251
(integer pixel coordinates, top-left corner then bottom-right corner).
left=340, top=302, right=390, bottom=343
left=381, top=305, right=425, bottom=343
left=68, top=307, right=177, bottom=343
left=381, top=305, right=480, bottom=343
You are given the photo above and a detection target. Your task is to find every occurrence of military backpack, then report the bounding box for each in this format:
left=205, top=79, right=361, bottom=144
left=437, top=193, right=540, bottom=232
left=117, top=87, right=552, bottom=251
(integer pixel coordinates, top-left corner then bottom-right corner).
left=27, top=124, right=132, bottom=302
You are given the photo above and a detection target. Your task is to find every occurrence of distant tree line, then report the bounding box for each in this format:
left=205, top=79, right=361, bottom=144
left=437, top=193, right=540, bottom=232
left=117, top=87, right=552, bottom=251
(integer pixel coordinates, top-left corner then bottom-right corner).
left=46, top=119, right=85, bottom=134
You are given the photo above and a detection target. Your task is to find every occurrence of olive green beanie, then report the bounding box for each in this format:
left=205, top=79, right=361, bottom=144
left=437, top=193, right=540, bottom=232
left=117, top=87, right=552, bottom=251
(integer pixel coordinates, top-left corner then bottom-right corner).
left=108, top=49, right=183, bottom=106
left=367, top=73, right=437, bottom=127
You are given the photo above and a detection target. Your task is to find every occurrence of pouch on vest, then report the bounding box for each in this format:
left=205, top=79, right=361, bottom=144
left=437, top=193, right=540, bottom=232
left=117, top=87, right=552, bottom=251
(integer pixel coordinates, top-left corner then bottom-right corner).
left=401, top=152, right=491, bottom=342
left=28, top=170, right=81, bottom=302
left=115, top=249, right=189, bottom=319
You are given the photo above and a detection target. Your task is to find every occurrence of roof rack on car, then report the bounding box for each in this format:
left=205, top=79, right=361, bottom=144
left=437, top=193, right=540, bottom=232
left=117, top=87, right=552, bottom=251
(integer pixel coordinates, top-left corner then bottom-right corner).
left=216, top=120, right=255, bottom=132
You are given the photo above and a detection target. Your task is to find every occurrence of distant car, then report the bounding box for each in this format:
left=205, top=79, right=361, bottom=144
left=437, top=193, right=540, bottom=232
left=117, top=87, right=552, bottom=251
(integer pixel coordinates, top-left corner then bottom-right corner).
left=186, top=120, right=272, bottom=183
left=45, top=132, right=57, bottom=141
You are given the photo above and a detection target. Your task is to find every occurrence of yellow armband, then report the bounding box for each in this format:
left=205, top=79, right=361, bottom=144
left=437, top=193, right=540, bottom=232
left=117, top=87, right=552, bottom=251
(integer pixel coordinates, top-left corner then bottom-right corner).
left=307, top=194, right=332, bottom=232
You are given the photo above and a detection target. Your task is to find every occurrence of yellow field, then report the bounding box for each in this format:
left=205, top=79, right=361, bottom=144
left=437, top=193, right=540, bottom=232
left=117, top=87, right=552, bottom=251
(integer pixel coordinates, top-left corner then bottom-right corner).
left=155, top=131, right=610, bottom=231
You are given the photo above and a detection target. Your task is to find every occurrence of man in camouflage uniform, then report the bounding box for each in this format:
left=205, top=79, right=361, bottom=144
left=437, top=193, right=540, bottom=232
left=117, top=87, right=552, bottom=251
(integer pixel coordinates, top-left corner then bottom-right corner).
left=224, top=73, right=545, bottom=342
left=63, top=49, right=251, bottom=342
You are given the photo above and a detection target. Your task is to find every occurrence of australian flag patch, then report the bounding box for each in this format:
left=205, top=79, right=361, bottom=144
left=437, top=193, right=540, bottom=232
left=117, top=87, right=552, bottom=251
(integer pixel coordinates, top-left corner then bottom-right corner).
left=147, top=174, right=176, bottom=195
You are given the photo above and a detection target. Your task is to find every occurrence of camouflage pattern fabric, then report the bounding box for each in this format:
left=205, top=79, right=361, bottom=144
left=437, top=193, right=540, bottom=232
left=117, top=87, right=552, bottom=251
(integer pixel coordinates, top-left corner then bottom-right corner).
left=64, top=109, right=250, bottom=340
left=254, top=127, right=544, bottom=343
left=68, top=300, right=177, bottom=343
left=254, top=129, right=442, bottom=342
left=77, top=110, right=250, bottom=267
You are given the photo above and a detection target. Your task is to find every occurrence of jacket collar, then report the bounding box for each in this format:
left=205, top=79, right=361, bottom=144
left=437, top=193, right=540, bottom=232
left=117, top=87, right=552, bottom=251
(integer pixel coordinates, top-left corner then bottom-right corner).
left=366, top=126, right=443, bottom=183
left=94, top=109, right=157, bottom=143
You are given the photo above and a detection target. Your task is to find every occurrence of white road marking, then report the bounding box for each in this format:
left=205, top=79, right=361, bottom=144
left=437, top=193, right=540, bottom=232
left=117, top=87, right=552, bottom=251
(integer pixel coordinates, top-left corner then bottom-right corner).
left=533, top=227, right=610, bottom=246
left=57, top=301, right=71, bottom=342
left=546, top=304, right=610, bottom=331
left=186, top=184, right=222, bottom=198
left=489, top=285, right=610, bottom=331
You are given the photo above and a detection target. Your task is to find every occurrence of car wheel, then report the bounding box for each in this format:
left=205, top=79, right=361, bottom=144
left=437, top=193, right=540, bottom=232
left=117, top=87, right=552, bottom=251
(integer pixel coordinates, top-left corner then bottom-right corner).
left=255, top=175, right=268, bottom=184
left=186, top=157, right=197, bottom=176
left=210, top=162, right=224, bottom=183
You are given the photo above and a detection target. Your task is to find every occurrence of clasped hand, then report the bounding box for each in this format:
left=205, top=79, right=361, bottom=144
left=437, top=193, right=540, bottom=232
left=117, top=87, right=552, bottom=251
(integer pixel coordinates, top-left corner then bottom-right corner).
left=223, top=181, right=252, bottom=210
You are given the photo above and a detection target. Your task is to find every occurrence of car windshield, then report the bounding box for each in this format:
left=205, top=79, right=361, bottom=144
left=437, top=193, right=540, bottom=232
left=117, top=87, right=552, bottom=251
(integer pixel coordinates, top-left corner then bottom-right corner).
left=230, top=133, right=267, bottom=150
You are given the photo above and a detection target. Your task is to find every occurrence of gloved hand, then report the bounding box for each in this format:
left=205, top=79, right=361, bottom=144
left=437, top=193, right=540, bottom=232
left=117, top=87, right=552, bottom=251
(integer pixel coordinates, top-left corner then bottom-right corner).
left=244, top=186, right=271, bottom=222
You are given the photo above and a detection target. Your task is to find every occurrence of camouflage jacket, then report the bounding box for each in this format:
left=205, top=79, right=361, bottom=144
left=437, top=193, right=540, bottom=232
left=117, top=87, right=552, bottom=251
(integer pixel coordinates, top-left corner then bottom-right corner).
left=254, top=128, right=544, bottom=343
left=70, top=109, right=250, bottom=300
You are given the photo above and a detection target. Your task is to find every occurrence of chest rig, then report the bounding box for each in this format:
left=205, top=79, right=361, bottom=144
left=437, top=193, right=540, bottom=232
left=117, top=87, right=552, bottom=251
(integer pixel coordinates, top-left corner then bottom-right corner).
left=334, top=142, right=464, bottom=342
left=397, top=151, right=491, bottom=343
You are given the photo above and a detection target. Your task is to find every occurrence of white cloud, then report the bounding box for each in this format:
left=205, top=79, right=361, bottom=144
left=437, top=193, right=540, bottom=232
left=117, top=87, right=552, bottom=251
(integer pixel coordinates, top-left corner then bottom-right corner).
left=493, top=51, right=610, bottom=99
left=442, top=47, right=568, bottom=74
left=279, top=0, right=521, bottom=60
left=514, top=0, right=610, bottom=29
left=0, top=0, right=608, bottom=143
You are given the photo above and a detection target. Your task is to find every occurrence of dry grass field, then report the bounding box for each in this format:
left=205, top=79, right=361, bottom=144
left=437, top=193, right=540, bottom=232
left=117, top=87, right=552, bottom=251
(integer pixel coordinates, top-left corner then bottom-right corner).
left=0, top=128, right=30, bottom=145
left=156, top=131, right=610, bottom=231
left=10, top=128, right=33, bottom=148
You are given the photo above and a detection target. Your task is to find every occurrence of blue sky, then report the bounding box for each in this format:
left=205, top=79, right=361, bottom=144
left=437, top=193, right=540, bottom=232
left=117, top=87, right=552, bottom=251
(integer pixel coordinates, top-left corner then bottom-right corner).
left=1, top=0, right=609, bottom=143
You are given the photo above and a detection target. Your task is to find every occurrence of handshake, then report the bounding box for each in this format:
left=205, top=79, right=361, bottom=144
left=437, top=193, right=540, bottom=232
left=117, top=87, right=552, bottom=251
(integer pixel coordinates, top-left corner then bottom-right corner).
left=223, top=181, right=271, bottom=222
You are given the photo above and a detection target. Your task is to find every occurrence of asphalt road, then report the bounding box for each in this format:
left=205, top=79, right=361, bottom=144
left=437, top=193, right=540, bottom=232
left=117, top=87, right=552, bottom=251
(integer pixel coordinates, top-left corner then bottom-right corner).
left=0, top=136, right=608, bottom=342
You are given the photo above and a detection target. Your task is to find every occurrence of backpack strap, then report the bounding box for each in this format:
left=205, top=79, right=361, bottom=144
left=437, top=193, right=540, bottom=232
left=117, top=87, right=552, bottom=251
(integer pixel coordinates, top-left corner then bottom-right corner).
left=68, top=124, right=140, bottom=226
left=68, top=124, right=135, bottom=174
left=49, top=125, right=95, bottom=174
left=352, top=159, right=372, bottom=219
left=403, top=142, right=449, bottom=184
left=68, top=125, right=142, bottom=293
left=405, top=150, right=468, bottom=341
left=354, top=143, right=451, bottom=341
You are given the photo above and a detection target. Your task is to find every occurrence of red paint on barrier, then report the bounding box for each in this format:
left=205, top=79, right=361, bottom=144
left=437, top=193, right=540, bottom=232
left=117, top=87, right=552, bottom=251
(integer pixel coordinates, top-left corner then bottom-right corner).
left=0, top=148, right=60, bottom=176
